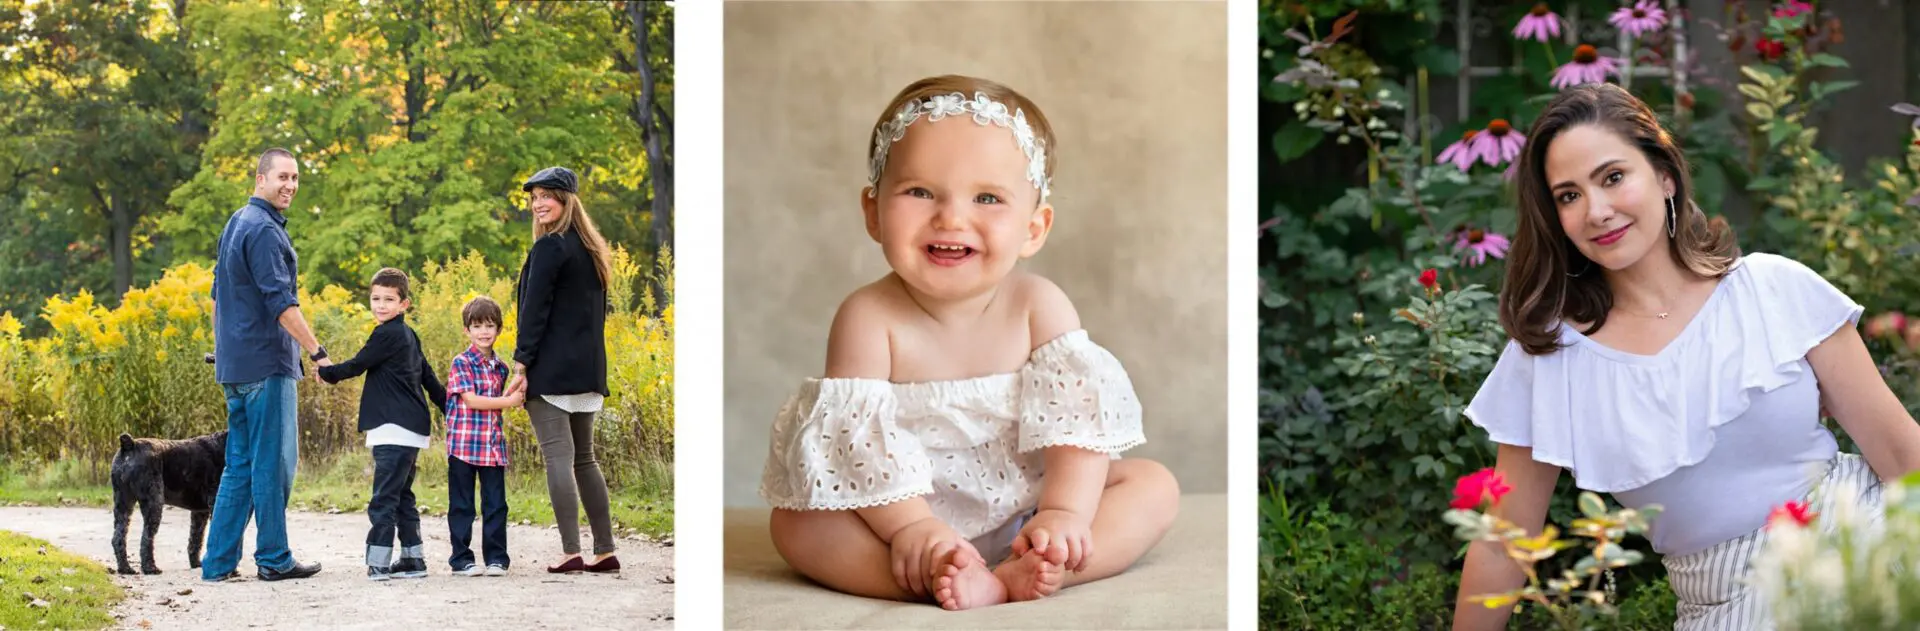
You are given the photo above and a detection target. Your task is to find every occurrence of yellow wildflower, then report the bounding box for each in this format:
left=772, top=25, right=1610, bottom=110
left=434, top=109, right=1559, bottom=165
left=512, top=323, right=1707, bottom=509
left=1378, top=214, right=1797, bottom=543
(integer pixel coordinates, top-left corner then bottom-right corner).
left=0, top=312, right=20, bottom=338
left=155, top=349, right=169, bottom=362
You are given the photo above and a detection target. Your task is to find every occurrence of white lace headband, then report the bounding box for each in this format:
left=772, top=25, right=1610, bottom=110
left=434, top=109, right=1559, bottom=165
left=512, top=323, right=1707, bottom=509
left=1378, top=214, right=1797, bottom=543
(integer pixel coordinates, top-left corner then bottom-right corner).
left=866, top=91, right=1051, bottom=202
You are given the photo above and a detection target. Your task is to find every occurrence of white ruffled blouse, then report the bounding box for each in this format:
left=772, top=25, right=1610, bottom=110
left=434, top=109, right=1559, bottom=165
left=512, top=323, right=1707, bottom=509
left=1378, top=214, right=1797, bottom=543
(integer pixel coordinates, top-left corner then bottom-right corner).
left=1464, top=253, right=1861, bottom=556
left=759, top=330, right=1147, bottom=540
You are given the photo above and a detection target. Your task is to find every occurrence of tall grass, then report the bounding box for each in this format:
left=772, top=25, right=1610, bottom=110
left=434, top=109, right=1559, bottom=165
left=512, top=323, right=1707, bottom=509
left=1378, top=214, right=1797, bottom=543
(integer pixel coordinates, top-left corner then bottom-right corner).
left=0, top=247, right=673, bottom=499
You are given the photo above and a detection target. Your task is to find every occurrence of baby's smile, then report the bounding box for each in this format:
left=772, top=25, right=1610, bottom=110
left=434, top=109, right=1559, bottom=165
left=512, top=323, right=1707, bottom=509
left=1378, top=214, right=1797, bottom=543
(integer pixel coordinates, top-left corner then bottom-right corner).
left=926, top=241, right=978, bottom=267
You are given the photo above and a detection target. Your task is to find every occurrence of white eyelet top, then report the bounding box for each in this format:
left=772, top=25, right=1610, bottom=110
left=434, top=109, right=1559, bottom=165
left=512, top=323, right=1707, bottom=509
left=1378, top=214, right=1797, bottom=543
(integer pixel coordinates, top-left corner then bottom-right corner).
left=1464, top=253, right=1863, bottom=556
left=758, top=330, right=1147, bottom=540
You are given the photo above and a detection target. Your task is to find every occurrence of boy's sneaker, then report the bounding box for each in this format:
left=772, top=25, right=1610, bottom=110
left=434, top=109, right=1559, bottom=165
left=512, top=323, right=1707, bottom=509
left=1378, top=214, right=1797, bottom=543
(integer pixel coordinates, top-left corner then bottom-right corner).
left=391, top=557, right=428, bottom=579
left=484, top=564, right=508, bottom=577
left=368, top=566, right=392, bottom=581
left=453, top=563, right=483, bottom=577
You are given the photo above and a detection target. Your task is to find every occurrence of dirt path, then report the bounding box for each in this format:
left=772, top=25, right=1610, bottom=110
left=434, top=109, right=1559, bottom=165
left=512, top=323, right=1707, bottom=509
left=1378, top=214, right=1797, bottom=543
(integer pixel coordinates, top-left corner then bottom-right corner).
left=0, top=505, right=673, bottom=630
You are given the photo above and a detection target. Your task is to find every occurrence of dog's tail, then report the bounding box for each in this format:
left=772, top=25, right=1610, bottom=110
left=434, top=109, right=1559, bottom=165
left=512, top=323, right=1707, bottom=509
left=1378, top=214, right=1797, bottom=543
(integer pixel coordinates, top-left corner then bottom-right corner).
left=118, top=433, right=134, bottom=451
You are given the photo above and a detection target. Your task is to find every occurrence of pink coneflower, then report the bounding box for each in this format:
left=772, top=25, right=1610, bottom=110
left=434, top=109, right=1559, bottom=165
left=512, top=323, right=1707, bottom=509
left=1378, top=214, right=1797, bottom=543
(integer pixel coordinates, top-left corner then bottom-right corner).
left=1456, top=229, right=1512, bottom=267
left=1471, top=119, right=1526, bottom=168
left=1436, top=129, right=1481, bottom=172
left=1512, top=3, right=1562, bottom=42
left=1609, top=1, right=1668, bottom=38
left=1551, top=45, right=1621, bottom=89
left=1773, top=0, right=1812, bottom=19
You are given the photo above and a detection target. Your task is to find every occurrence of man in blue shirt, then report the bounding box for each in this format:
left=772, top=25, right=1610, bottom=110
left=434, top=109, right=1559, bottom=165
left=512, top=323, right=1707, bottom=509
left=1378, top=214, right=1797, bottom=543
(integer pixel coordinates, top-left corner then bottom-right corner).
left=201, top=148, right=328, bottom=582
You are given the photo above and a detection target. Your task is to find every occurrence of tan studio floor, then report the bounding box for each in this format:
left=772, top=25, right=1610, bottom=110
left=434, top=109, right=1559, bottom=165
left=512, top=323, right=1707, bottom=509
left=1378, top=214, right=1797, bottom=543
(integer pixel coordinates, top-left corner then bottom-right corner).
left=723, top=493, right=1227, bottom=630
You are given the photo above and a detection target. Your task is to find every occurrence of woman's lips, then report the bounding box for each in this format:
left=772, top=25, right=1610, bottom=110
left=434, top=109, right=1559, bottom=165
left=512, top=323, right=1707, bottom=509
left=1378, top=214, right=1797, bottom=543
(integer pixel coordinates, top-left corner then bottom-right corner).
left=1593, top=225, right=1631, bottom=246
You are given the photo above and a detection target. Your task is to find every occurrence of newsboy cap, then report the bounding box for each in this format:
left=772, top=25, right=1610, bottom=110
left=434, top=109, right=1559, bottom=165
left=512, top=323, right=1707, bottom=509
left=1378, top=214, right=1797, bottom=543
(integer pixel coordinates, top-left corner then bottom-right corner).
left=521, top=166, right=578, bottom=194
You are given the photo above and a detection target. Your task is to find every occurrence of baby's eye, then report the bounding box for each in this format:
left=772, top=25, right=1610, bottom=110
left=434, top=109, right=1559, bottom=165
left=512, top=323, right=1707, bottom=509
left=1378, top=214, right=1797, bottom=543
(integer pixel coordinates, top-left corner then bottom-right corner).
left=1605, top=171, right=1624, bottom=185
left=905, top=187, right=933, bottom=199
left=974, top=193, right=1002, bottom=205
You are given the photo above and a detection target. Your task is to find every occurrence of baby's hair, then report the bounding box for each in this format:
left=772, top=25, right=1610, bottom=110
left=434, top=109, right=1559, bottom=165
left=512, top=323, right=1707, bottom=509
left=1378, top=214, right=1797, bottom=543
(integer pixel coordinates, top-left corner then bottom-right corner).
left=867, top=75, right=1057, bottom=193
left=370, top=268, right=411, bottom=302
left=462, top=295, right=503, bottom=328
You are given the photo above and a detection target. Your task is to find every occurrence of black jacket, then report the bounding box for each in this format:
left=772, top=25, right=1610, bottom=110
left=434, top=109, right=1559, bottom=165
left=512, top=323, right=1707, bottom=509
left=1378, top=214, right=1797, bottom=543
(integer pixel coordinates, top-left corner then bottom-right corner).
left=317, top=315, right=448, bottom=436
left=514, top=228, right=610, bottom=397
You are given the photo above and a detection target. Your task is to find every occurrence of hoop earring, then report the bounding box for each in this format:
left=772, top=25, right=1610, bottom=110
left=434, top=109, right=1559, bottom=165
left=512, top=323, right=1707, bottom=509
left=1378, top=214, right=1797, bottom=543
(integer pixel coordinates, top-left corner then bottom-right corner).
left=1666, top=196, right=1677, bottom=239
left=1566, top=258, right=1592, bottom=278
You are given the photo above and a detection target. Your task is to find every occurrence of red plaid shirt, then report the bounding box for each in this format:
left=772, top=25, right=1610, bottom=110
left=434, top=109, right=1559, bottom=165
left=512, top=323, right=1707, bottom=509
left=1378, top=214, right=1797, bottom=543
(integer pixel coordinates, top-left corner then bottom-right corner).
left=445, top=345, right=509, bottom=467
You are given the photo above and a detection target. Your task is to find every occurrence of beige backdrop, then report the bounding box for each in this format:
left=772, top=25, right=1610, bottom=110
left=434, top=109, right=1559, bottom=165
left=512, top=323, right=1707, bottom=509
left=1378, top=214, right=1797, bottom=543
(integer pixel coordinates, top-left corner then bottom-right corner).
left=723, top=0, right=1227, bottom=506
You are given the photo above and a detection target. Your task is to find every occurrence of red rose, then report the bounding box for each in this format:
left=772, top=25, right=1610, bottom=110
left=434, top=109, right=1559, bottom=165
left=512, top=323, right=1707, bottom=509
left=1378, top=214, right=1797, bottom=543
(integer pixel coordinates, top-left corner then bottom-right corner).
left=1756, top=38, right=1787, bottom=60
left=1766, top=500, right=1816, bottom=528
left=1450, top=468, right=1512, bottom=510
left=1418, top=268, right=1438, bottom=290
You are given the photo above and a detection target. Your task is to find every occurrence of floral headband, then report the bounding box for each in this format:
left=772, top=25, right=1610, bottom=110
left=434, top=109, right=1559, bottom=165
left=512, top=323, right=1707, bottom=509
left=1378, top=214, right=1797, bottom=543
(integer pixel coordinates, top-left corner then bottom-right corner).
left=866, top=91, right=1051, bottom=202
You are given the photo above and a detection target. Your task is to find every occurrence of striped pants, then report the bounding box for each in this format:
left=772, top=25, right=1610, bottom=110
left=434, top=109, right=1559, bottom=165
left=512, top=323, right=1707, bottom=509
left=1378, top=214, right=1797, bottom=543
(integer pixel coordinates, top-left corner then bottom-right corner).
left=1662, top=453, right=1884, bottom=631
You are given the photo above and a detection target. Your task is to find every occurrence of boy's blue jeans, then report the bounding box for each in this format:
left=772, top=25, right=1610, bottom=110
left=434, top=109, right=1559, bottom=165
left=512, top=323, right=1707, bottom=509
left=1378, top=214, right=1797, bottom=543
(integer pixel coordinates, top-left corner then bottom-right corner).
left=200, top=376, right=300, bottom=578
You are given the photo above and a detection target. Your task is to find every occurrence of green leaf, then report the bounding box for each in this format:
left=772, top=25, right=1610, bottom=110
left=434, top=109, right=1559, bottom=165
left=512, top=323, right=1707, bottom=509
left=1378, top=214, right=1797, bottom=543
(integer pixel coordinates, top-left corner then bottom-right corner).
left=1272, top=120, right=1324, bottom=162
left=1768, top=123, right=1794, bottom=148
left=1578, top=492, right=1607, bottom=519
left=1808, top=53, right=1848, bottom=68
left=1810, top=80, right=1861, bottom=101
left=1412, top=46, right=1462, bottom=76
left=1739, top=65, right=1782, bottom=86
left=1747, top=103, right=1777, bottom=120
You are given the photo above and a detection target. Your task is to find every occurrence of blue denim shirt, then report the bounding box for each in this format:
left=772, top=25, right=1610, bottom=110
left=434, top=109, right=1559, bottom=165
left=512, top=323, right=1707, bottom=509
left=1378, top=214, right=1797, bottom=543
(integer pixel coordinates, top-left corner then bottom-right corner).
left=212, top=197, right=302, bottom=383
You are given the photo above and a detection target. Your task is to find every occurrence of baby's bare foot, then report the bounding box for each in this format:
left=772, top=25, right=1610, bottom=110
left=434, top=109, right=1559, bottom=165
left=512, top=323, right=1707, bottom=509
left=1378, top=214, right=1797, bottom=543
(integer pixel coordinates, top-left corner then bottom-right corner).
left=933, top=549, right=1007, bottom=611
left=995, top=546, right=1066, bottom=602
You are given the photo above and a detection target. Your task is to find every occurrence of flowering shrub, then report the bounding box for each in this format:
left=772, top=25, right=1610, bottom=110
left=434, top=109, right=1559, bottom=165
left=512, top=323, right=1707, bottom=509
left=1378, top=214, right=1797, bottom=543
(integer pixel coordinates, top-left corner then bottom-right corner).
left=0, top=248, right=673, bottom=485
left=1752, top=474, right=1920, bottom=629
left=1446, top=468, right=1661, bottom=630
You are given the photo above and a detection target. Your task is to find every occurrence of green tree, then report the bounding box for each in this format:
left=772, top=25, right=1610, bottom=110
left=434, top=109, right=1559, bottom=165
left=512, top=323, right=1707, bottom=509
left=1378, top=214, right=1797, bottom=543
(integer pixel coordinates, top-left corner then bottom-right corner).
left=160, top=0, right=649, bottom=291
left=0, top=0, right=212, bottom=304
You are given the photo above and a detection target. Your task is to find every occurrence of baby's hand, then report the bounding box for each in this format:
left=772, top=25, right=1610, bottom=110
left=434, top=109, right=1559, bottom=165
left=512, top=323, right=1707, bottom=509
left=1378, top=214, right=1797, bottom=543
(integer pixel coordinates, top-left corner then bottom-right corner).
left=504, top=390, right=525, bottom=407
left=1013, top=508, right=1092, bottom=572
left=890, top=517, right=982, bottom=599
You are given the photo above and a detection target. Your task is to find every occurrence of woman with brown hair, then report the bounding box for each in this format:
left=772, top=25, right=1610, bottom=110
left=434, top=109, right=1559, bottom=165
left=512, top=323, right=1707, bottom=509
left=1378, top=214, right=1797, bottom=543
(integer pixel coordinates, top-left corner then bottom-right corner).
left=1451, top=83, right=1920, bottom=630
left=511, top=166, right=620, bottom=574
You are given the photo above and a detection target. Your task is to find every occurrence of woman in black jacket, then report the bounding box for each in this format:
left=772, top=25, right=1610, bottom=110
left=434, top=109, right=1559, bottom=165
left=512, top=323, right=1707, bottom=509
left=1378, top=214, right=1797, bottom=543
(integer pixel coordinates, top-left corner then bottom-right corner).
left=511, top=166, right=619, bottom=573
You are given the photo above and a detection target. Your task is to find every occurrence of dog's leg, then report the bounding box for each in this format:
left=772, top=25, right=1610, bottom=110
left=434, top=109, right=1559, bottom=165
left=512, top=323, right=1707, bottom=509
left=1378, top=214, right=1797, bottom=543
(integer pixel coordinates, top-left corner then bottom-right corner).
left=139, top=490, right=164, bottom=575
left=188, top=510, right=209, bottom=569
left=112, top=490, right=136, bottom=575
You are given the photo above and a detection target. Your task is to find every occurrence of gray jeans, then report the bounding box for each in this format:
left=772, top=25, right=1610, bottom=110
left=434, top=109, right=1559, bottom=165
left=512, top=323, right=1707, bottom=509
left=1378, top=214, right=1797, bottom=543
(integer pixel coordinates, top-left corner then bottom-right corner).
left=527, top=398, right=616, bottom=556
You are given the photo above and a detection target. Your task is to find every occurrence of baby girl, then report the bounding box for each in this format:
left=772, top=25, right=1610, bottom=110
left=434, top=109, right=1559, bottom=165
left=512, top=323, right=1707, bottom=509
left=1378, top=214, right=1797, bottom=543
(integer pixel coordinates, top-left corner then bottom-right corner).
left=759, top=74, right=1181, bottom=610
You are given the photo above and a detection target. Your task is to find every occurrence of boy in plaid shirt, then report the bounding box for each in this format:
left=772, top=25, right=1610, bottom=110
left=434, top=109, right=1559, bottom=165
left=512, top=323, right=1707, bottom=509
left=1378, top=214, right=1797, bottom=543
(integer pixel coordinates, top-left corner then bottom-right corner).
left=444, top=296, right=522, bottom=576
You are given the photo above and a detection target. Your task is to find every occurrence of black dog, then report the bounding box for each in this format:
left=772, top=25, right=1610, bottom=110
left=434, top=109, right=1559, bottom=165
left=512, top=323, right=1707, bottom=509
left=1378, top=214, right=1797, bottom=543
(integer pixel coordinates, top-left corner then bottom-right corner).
left=110, top=430, right=226, bottom=575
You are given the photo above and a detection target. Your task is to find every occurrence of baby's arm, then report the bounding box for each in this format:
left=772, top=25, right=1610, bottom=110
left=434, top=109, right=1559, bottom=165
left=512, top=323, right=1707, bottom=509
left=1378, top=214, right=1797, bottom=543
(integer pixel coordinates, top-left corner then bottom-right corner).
left=824, top=288, right=979, bottom=595
left=823, top=289, right=924, bottom=538
left=316, top=326, right=398, bottom=384
left=1017, top=275, right=1108, bottom=570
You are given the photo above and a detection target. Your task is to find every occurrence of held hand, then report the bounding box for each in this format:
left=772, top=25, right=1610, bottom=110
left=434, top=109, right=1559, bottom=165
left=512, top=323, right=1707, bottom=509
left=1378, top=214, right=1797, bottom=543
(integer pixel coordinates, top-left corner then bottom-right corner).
left=1012, top=508, right=1093, bottom=572
left=504, top=390, right=526, bottom=407
left=508, top=362, right=528, bottom=395
left=890, top=517, right=980, bottom=599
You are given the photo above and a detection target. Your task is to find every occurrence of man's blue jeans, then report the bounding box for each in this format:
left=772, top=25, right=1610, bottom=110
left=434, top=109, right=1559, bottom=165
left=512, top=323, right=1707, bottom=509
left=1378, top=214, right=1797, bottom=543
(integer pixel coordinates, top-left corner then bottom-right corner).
left=200, top=376, right=300, bottom=578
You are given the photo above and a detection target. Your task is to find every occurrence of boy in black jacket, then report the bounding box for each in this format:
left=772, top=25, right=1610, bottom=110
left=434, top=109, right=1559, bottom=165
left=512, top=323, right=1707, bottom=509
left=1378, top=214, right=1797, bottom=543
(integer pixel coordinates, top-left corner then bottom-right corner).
left=318, top=268, right=448, bottom=581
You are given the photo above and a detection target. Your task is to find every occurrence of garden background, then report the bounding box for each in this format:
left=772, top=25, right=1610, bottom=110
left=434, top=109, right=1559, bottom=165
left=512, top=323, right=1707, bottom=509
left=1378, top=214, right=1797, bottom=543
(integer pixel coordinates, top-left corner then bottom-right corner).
left=0, top=0, right=676, bottom=544
left=1259, top=0, right=1920, bottom=627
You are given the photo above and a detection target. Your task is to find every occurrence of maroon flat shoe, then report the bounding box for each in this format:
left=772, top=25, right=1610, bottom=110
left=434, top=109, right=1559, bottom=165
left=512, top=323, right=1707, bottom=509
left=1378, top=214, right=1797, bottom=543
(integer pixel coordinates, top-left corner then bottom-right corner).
left=545, top=557, right=586, bottom=574
left=585, top=555, right=621, bottom=574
